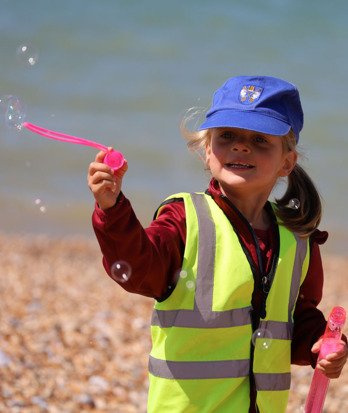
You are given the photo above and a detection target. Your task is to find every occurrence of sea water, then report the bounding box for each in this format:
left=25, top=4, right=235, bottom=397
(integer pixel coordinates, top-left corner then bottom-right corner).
left=0, top=0, right=347, bottom=254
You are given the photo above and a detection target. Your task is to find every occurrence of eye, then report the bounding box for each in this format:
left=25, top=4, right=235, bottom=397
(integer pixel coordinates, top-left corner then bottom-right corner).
left=253, top=135, right=268, bottom=144
left=220, top=131, right=235, bottom=140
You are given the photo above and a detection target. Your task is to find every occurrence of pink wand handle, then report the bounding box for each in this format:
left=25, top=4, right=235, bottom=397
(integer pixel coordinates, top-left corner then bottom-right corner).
left=22, top=121, right=125, bottom=171
left=304, top=306, right=346, bottom=413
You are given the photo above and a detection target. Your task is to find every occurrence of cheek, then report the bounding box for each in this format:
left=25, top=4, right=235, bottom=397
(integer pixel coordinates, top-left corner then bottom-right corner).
left=208, top=143, right=224, bottom=161
left=206, top=150, right=219, bottom=169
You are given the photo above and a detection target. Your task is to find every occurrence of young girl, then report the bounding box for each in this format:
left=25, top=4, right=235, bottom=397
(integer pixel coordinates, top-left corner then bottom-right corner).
left=88, top=75, right=347, bottom=413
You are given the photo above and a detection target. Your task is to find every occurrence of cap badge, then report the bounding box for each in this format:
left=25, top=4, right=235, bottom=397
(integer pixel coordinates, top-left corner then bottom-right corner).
left=240, top=85, right=263, bottom=104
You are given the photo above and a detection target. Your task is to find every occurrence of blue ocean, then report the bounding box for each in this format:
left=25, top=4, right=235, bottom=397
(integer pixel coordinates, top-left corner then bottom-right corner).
left=1, top=0, right=347, bottom=254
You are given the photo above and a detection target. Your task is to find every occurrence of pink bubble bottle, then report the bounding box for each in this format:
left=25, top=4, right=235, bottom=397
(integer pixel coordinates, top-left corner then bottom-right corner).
left=304, top=306, right=346, bottom=413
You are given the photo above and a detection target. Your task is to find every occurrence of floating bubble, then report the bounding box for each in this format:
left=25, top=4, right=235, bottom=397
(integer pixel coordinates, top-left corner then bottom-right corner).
left=286, top=198, right=300, bottom=210
left=34, top=198, right=47, bottom=213
left=183, top=105, right=206, bottom=132
left=179, top=270, right=188, bottom=278
left=110, top=260, right=132, bottom=283
left=252, top=328, right=273, bottom=350
left=186, top=280, right=195, bottom=290
left=173, top=268, right=188, bottom=284
left=4, top=96, right=26, bottom=130
left=16, top=43, right=39, bottom=67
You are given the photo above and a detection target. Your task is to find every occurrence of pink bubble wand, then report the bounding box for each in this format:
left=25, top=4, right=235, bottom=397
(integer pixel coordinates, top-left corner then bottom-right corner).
left=22, top=121, right=125, bottom=171
left=304, top=306, right=346, bottom=413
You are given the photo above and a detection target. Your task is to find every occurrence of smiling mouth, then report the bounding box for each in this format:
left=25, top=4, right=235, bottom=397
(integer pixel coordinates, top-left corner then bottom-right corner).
left=225, top=162, right=254, bottom=169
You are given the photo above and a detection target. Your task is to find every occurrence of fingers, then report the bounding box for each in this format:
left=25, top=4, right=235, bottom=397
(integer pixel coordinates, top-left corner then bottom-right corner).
left=88, top=161, right=113, bottom=180
left=317, top=341, right=348, bottom=379
left=317, top=358, right=346, bottom=378
left=89, top=170, right=115, bottom=192
left=89, top=150, right=112, bottom=172
left=311, top=338, right=323, bottom=354
left=88, top=157, right=113, bottom=182
left=95, top=150, right=106, bottom=163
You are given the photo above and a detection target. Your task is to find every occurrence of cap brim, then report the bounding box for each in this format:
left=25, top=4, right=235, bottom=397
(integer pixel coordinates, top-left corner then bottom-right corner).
left=199, top=109, right=291, bottom=137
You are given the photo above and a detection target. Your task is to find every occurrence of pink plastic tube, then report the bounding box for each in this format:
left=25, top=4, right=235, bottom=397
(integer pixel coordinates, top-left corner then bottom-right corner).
left=304, top=306, right=346, bottom=413
left=22, top=121, right=125, bottom=171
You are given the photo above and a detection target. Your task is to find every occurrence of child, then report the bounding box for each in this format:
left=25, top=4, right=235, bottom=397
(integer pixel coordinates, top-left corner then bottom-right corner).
left=87, top=75, right=347, bottom=413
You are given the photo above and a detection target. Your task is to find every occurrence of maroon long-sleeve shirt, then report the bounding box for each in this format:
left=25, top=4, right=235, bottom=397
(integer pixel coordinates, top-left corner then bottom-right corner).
left=92, top=178, right=329, bottom=410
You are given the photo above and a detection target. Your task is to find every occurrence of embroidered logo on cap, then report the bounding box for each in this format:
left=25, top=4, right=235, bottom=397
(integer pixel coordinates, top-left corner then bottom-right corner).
left=239, top=85, right=263, bottom=104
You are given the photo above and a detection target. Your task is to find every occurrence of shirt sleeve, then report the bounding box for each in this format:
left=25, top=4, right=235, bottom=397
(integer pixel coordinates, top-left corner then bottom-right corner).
left=291, top=230, right=328, bottom=367
left=92, top=193, right=186, bottom=300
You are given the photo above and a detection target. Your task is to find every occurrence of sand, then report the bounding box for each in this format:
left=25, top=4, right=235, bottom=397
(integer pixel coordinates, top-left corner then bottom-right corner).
left=0, top=233, right=347, bottom=412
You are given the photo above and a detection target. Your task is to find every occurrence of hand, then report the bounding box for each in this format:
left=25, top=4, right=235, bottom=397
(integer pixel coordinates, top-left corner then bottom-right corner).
left=87, top=148, right=128, bottom=210
left=312, top=338, right=348, bottom=379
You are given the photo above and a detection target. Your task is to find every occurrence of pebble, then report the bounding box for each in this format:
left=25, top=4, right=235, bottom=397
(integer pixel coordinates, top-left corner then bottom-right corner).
left=0, top=234, right=346, bottom=412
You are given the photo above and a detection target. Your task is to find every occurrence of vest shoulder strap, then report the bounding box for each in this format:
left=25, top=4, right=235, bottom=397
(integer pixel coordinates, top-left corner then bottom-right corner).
left=153, top=192, right=206, bottom=220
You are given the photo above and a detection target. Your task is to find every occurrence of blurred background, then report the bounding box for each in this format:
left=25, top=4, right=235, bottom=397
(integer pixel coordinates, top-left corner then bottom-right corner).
left=1, top=0, right=347, bottom=254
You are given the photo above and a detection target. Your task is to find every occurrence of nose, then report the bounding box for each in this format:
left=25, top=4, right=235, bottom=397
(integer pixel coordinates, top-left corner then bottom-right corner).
left=231, top=137, right=250, bottom=153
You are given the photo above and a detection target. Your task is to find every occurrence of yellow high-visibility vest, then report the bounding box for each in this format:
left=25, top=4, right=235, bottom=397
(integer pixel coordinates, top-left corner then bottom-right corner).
left=148, top=193, right=309, bottom=413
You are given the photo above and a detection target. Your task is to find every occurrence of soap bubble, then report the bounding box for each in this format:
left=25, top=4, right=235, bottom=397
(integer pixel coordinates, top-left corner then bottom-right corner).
left=16, top=43, right=39, bottom=67
left=34, top=198, right=47, bottom=213
left=4, top=96, right=26, bottom=130
left=252, top=328, right=273, bottom=350
left=182, top=105, right=206, bottom=132
left=179, top=270, right=188, bottom=278
left=185, top=280, right=195, bottom=290
left=110, top=260, right=132, bottom=283
left=173, top=268, right=189, bottom=284
left=286, top=198, right=300, bottom=210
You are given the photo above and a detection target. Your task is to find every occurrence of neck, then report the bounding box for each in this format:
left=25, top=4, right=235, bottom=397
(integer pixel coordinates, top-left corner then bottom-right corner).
left=220, top=186, right=271, bottom=230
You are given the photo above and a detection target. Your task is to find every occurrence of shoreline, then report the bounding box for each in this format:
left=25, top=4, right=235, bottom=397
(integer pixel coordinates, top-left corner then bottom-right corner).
left=0, top=233, right=347, bottom=412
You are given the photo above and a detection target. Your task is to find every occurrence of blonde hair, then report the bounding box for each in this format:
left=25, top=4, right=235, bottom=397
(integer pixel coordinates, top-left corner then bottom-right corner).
left=180, top=107, right=210, bottom=160
left=274, top=131, right=322, bottom=237
left=180, top=111, right=322, bottom=237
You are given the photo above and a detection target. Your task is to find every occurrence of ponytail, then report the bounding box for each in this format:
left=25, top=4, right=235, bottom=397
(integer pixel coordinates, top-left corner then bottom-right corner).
left=275, top=163, right=322, bottom=237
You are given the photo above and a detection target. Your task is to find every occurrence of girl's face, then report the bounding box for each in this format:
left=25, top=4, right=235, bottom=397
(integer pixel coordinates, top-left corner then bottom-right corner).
left=205, top=127, right=297, bottom=200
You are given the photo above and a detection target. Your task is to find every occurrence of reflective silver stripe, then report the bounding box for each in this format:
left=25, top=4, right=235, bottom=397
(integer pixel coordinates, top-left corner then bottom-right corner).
left=149, top=355, right=250, bottom=380
left=152, top=306, right=252, bottom=328
left=254, top=372, right=291, bottom=391
left=191, top=193, right=216, bottom=313
left=258, top=320, right=292, bottom=340
left=288, top=234, right=308, bottom=335
left=289, top=234, right=308, bottom=311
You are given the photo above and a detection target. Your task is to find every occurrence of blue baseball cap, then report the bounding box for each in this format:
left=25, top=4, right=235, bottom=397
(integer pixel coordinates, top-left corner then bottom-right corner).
left=199, top=75, right=303, bottom=143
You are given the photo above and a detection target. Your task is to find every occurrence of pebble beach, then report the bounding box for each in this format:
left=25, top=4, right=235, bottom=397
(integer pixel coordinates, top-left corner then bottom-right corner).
left=0, top=233, right=347, bottom=413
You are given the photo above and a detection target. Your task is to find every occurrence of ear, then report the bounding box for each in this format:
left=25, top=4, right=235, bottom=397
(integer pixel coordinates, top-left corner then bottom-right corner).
left=205, top=139, right=212, bottom=166
left=279, top=151, right=297, bottom=177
